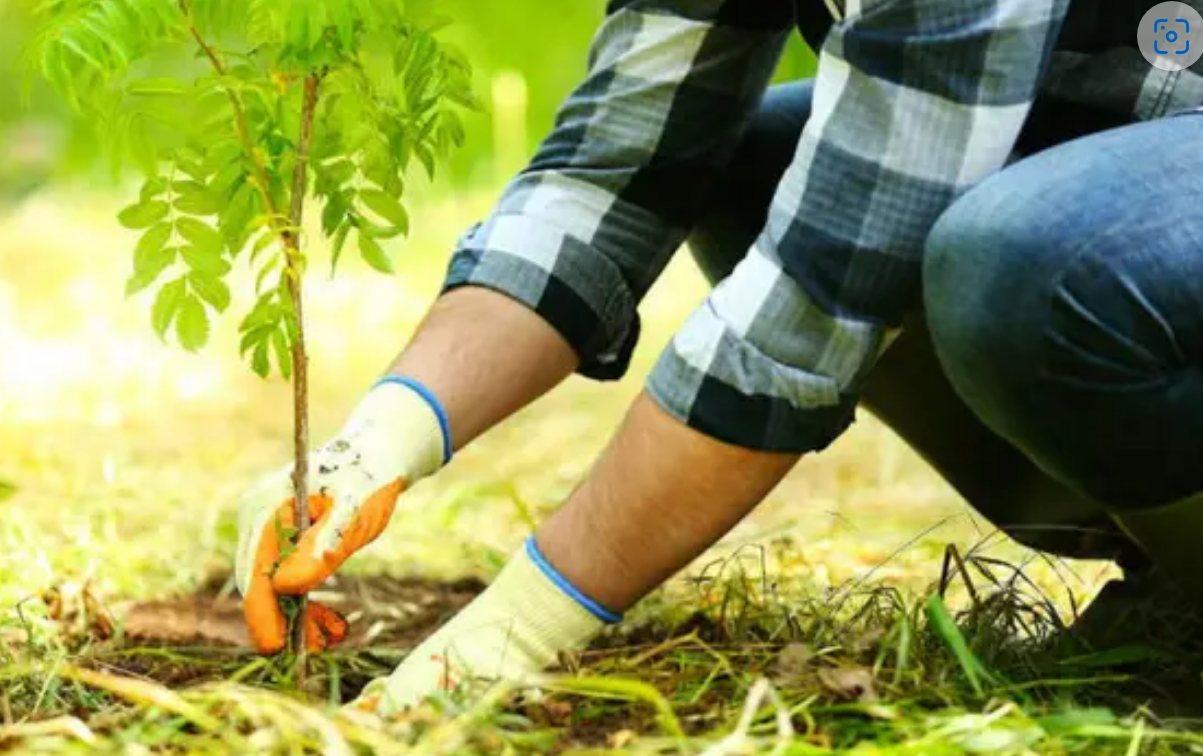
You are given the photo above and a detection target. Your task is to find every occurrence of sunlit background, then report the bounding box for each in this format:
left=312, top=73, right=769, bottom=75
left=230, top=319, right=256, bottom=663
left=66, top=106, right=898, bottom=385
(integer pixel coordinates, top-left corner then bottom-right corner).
left=0, top=0, right=1114, bottom=615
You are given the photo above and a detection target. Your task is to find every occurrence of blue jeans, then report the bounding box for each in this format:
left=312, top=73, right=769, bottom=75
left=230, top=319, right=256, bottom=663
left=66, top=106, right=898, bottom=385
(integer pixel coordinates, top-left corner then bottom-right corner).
left=926, top=112, right=1203, bottom=511
left=692, top=82, right=1203, bottom=562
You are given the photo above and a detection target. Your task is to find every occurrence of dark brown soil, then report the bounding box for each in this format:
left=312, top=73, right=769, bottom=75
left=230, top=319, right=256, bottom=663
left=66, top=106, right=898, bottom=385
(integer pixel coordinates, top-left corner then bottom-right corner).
left=121, top=572, right=483, bottom=650
left=95, top=573, right=484, bottom=697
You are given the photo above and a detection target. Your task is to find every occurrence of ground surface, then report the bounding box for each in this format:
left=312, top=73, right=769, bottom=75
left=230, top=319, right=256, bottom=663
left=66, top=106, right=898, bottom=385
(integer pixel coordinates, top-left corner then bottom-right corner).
left=2, top=191, right=1200, bottom=754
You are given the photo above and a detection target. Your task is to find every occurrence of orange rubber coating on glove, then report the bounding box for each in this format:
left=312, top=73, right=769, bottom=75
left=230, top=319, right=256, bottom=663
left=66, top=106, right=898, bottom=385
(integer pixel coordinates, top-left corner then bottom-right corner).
left=305, top=601, right=350, bottom=652
left=243, top=494, right=349, bottom=654
left=272, top=477, right=407, bottom=596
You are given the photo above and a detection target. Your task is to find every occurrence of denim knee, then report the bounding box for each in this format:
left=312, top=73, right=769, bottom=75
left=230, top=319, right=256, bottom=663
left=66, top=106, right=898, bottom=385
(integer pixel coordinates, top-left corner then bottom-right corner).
left=923, top=158, right=1203, bottom=508
left=922, top=178, right=1063, bottom=451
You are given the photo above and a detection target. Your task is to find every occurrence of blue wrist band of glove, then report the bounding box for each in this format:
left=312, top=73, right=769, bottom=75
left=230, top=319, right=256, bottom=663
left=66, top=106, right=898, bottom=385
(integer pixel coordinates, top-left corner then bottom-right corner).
left=525, top=536, right=623, bottom=624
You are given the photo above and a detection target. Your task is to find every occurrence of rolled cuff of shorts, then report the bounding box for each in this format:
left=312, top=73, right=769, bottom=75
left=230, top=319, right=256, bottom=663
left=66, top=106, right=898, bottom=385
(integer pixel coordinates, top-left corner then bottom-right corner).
left=646, top=328, right=859, bottom=454
left=443, top=222, right=640, bottom=381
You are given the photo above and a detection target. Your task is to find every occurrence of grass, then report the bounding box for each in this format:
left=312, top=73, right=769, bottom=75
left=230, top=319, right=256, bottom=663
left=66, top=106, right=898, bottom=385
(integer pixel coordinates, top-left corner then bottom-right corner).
left=2, top=188, right=1199, bottom=754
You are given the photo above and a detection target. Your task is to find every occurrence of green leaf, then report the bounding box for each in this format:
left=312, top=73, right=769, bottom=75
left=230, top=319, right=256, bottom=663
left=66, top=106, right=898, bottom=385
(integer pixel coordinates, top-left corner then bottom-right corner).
left=249, top=228, right=278, bottom=262
left=361, top=145, right=393, bottom=190
left=205, top=140, right=244, bottom=175
left=0, top=479, right=15, bottom=502
left=323, top=159, right=356, bottom=186
left=358, top=232, right=394, bottom=274
left=240, top=293, right=280, bottom=332
left=151, top=278, right=186, bottom=340
left=172, top=179, right=205, bottom=194
left=255, top=255, right=282, bottom=293
left=322, top=191, right=352, bottom=236
left=127, top=77, right=189, bottom=97
left=211, top=162, right=246, bottom=199
left=175, top=295, right=210, bottom=352
left=272, top=329, right=292, bottom=380
left=177, top=217, right=225, bottom=257
left=415, top=144, right=436, bottom=180
left=190, top=272, right=231, bottom=313
left=250, top=340, right=270, bottom=378
left=118, top=200, right=170, bottom=229
left=330, top=223, right=352, bottom=275
left=175, top=148, right=209, bottom=181
left=362, top=223, right=405, bottom=240
left=175, top=187, right=224, bottom=215
left=239, top=324, right=276, bottom=357
left=140, top=177, right=169, bottom=203
left=359, top=190, right=409, bottom=234
left=220, top=183, right=258, bottom=252
left=178, top=217, right=231, bottom=275
left=182, top=247, right=232, bottom=276
left=126, top=223, right=176, bottom=296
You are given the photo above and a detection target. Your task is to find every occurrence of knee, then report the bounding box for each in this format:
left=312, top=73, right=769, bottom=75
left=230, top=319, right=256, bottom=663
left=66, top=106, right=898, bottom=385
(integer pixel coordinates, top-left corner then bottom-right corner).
left=922, top=173, right=1203, bottom=507
left=922, top=178, right=1072, bottom=418
left=926, top=185, right=1194, bottom=398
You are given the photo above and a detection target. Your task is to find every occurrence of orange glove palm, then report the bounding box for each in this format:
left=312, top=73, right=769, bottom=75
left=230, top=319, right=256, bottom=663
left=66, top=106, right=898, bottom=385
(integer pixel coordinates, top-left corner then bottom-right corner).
left=240, top=483, right=404, bottom=654
left=235, top=378, right=449, bottom=654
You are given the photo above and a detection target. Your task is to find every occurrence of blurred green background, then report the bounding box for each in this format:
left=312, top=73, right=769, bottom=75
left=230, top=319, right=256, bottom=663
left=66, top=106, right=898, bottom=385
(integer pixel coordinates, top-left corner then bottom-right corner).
left=0, top=0, right=817, bottom=201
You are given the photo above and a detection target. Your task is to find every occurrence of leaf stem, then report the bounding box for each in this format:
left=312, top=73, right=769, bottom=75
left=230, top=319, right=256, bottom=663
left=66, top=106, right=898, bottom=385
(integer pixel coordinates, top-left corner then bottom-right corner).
left=184, top=16, right=283, bottom=235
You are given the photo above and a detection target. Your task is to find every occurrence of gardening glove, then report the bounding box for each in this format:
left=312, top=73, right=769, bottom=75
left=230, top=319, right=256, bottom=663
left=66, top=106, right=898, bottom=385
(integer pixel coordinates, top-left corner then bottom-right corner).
left=236, top=377, right=452, bottom=654
left=351, top=537, right=621, bottom=716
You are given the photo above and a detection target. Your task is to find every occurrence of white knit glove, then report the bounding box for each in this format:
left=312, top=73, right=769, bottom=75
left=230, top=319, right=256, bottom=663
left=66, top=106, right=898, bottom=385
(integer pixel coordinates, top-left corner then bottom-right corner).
left=351, top=538, right=620, bottom=715
left=236, top=377, right=451, bottom=654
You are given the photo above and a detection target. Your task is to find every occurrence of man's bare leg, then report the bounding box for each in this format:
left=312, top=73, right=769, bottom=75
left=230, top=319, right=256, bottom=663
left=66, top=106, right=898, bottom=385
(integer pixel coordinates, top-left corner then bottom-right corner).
left=537, top=392, right=800, bottom=611
left=388, top=287, right=579, bottom=448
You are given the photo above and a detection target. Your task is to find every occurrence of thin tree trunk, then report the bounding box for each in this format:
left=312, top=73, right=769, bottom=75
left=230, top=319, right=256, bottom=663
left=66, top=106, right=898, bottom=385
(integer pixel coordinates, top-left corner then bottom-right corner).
left=285, top=74, right=321, bottom=687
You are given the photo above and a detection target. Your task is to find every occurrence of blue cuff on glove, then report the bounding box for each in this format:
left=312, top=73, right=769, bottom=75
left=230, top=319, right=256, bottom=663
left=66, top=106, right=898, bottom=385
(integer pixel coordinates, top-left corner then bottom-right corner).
left=525, top=536, right=623, bottom=624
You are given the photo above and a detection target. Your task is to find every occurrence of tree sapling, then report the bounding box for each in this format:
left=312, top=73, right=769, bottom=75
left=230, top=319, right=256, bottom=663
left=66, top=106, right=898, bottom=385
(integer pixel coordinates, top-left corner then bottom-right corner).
left=27, top=0, right=476, bottom=680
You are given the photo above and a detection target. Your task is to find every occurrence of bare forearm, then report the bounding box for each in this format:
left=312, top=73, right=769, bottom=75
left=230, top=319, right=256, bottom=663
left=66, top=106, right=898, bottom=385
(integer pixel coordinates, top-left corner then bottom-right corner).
left=537, top=393, right=800, bottom=611
left=388, top=287, right=579, bottom=450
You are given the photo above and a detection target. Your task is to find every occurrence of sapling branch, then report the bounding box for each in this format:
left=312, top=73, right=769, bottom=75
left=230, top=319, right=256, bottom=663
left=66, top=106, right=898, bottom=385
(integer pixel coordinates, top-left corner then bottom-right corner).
left=185, top=17, right=282, bottom=229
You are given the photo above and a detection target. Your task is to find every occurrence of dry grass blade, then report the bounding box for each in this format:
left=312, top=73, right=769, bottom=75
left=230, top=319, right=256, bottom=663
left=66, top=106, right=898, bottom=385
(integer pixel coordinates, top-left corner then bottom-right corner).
left=59, top=663, right=221, bottom=732
left=0, top=716, right=96, bottom=745
left=540, top=674, right=687, bottom=741
left=699, top=678, right=795, bottom=756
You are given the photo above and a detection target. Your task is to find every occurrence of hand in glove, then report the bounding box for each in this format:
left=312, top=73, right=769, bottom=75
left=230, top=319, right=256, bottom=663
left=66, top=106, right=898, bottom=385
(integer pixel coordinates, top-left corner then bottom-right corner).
left=351, top=537, right=621, bottom=715
left=235, top=377, right=451, bottom=654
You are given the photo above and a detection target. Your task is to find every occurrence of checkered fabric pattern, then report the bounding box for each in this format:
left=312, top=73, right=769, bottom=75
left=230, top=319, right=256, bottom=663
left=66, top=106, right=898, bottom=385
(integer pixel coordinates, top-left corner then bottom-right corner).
left=444, top=0, right=1168, bottom=453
